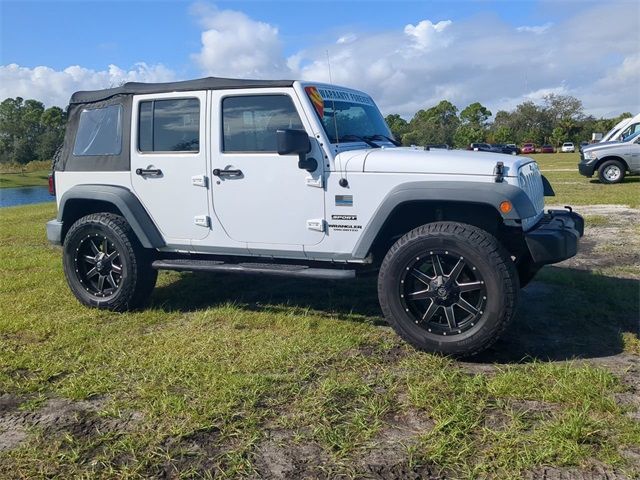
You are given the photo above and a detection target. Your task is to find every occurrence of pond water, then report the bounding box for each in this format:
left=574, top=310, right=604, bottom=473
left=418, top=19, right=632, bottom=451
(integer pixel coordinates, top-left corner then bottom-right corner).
left=0, top=186, right=55, bottom=208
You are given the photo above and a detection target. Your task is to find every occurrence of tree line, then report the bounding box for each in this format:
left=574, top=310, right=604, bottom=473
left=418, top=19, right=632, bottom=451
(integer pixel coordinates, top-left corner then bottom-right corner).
left=385, top=94, right=632, bottom=148
left=0, top=97, right=66, bottom=164
left=0, top=93, right=633, bottom=164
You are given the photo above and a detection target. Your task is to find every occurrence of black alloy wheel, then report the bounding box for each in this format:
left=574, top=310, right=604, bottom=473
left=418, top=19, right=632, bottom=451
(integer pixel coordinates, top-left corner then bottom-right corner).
left=74, top=233, right=123, bottom=297
left=400, top=250, right=487, bottom=336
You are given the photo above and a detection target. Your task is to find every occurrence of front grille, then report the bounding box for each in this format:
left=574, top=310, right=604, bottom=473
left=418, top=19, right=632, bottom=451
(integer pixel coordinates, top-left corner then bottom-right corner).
left=518, top=162, right=545, bottom=231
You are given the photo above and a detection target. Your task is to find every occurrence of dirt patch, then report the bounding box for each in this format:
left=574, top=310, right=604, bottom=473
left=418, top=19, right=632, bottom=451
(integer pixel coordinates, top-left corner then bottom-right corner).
left=0, top=394, right=141, bottom=453
left=355, top=409, right=436, bottom=479
left=252, top=409, right=437, bottom=480
left=603, top=355, right=640, bottom=422
left=251, top=429, right=333, bottom=479
left=157, top=426, right=227, bottom=479
left=550, top=204, right=640, bottom=277
left=353, top=343, right=410, bottom=363
left=524, top=465, right=630, bottom=479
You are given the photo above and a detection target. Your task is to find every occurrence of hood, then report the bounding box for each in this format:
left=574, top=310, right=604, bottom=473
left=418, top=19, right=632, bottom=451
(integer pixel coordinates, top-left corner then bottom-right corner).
left=338, top=147, right=530, bottom=177
left=582, top=140, right=627, bottom=152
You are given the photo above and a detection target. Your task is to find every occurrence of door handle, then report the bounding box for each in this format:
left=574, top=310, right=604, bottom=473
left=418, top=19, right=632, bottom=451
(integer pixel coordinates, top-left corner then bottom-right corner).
left=213, top=168, right=243, bottom=177
left=135, top=168, right=163, bottom=177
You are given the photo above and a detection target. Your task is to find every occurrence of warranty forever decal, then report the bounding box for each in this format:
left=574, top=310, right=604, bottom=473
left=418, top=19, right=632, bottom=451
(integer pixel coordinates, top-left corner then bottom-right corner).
left=305, top=86, right=324, bottom=118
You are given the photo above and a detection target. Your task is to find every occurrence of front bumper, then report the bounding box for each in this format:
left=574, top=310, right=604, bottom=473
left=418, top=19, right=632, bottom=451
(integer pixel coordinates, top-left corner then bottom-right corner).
left=46, top=219, right=63, bottom=245
left=525, top=209, right=584, bottom=265
left=578, top=162, right=595, bottom=177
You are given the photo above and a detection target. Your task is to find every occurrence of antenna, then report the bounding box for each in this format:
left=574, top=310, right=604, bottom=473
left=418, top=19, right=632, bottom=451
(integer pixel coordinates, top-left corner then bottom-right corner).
left=326, top=50, right=348, bottom=188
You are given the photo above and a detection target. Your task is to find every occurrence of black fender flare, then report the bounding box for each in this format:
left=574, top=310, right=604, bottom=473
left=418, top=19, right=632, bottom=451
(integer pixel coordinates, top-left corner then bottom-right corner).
left=351, top=181, right=536, bottom=259
left=57, top=185, right=165, bottom=248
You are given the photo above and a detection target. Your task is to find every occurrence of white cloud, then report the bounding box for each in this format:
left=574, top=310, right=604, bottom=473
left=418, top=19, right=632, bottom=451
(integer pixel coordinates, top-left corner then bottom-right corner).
left=516, top=22, right=553, bottom=34
left=0, top=62, right=175, bottom=107
left=287, top=6, right=638, bottom=118
left=336, top=33, right=357, bottom=45
left=1, top=2, right=638, bottom=119
left=404, top=20, right=452, bottom=50
left=190, top=2, right=288, bottom=78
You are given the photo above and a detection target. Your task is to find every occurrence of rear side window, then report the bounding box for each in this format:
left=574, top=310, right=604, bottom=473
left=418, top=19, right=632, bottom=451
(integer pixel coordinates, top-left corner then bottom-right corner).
left=138, top=98, right=200, bottom=152
left=73, top=105, right=122, bottom=156
left=222, top=95, right=303, bottom=152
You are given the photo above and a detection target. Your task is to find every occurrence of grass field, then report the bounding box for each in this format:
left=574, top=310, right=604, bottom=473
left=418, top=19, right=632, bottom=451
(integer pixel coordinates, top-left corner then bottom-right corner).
left=0, top=170, right=50, bottom=189
left=1, top=190, right=639, bottom=477
left=0, top=161, right=51, bottom=189
left=532, top=153, right=640, bottom=208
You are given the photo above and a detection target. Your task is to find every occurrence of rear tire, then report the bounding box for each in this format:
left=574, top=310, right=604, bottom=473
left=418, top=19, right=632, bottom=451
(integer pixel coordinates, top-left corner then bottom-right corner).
left=377, top=222, right=519, bottom=357
left=63, top=213, right=157, bottom=311
left=598, top=160, right=625, bottom=184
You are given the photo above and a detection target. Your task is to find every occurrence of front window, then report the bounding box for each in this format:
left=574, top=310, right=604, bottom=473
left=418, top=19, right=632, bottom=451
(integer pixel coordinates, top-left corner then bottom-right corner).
left=305, top=86, right=393, bottom=144
left=624, top=130, right=640, bottom=142
left=621, top=123, right=640, bottom=141
left=222, top=95, right=303, bottom=153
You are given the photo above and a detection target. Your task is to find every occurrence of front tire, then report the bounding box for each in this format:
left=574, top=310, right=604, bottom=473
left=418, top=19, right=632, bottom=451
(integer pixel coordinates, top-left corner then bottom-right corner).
left=598, top=160, right=625, bottom=184
left=377, top=222, right=519, bottom=357
left=63, top=213, right=157, bottom=311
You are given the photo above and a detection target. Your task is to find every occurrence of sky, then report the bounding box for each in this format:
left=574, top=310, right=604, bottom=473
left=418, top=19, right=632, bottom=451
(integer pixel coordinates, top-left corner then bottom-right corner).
left=1, top=0, right=639, bottom=119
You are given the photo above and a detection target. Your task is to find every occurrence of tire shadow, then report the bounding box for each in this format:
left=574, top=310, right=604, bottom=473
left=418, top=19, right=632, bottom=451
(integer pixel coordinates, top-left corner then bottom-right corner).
left=588, top=177, right=639, bottom=184
left=150, top=266, right=639, bottom=363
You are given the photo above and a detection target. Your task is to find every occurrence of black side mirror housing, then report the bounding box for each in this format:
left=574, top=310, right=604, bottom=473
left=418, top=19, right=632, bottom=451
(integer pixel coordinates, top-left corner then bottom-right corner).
left=276, top=129, right=317, bottom=172
left=277, top=129, right=311, bottom=156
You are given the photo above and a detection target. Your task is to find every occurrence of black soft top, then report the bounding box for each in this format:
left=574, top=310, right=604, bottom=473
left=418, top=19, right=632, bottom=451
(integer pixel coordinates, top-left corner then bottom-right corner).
left=70, top=77, right=296, bottom=104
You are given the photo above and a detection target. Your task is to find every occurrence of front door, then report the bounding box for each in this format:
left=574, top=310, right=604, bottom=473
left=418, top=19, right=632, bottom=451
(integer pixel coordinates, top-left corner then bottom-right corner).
left=130, top=91, right=210, bottom=244
left=630, top=136, right=640, bottom=172
left=210, top=91, right=325, bottom=247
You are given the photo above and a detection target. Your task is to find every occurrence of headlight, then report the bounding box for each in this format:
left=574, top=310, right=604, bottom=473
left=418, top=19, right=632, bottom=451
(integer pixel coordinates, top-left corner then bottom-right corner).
left=586, top=151, right=598, bottom=160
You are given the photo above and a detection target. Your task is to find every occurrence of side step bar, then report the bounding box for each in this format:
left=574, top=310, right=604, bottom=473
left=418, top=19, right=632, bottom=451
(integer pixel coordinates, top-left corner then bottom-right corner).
left=152, top=259, right=356, bottom=280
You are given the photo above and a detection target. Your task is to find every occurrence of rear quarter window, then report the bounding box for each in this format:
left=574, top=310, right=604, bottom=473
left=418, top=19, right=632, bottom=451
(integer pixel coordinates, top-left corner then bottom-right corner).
left=73, top=104, right=123, bottom=156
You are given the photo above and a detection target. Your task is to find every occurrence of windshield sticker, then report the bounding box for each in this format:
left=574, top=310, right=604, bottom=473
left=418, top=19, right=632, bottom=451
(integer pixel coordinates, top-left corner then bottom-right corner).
left=305, top=86, right=324, bottom=118
left=316, top=88, right=374, bottom=106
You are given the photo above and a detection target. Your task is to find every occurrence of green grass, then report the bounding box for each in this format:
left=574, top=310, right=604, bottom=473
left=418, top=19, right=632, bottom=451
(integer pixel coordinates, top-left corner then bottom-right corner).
left=531, top=153, right=640, bottom=207
left=0, top=203, right=639, bottom=479
left=0, top=170, right=49, bottom=189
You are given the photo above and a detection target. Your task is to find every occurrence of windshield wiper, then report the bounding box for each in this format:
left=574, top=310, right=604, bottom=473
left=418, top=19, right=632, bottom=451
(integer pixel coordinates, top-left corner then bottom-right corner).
left=336, top=134, right=381, bottom=148
left=365, top=134, right=402, bottom=147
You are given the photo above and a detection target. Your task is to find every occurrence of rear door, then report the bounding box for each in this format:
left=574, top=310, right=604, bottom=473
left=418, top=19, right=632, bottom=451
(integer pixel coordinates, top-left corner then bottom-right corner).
left=130, top=91, right=210, bottom=244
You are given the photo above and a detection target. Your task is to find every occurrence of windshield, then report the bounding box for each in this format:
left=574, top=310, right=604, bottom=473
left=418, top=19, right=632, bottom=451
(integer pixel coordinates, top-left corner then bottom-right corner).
left=602, top=125, right=623, bottom=141
left=304, top=86, right=393, bottom=145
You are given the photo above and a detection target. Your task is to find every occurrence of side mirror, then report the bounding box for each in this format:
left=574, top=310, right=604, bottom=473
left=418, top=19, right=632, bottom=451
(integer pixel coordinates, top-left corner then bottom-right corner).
left=276, top=129, right=317, bottom=172
left=277, top=129, right=311, bottom=156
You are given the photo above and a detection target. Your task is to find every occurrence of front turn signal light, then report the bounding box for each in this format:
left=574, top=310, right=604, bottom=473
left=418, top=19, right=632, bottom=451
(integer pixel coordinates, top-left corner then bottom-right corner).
left=499, top=201, right=513, bottom=214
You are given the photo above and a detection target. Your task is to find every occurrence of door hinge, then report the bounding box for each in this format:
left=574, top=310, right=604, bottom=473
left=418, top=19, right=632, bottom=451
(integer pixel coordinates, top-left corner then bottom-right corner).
left=306, top=218, right=325, bottom=232
left=192, top=175, right=208, bottom=188
left=194, top=215, right=210, bottom=228
left=305, top=175, right=324, bottom=188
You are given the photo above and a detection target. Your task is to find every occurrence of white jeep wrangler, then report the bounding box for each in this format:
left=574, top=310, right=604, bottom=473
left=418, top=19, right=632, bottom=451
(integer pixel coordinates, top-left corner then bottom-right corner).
left=46, top=77, right=583, bottom=356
